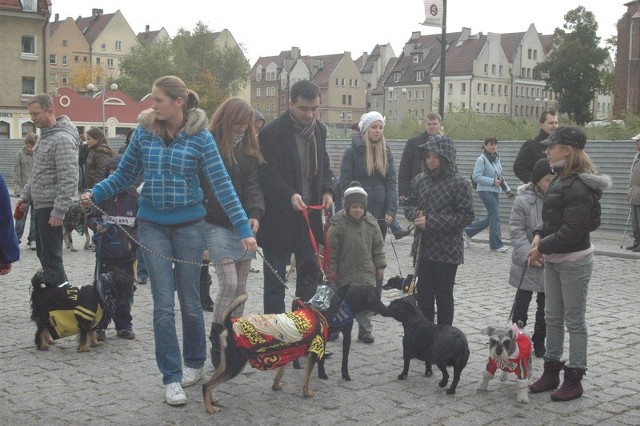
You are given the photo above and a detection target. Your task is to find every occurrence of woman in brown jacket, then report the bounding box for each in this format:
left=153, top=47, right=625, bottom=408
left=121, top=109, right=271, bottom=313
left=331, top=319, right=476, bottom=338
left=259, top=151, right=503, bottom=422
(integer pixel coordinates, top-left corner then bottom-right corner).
left=84, top=127, right=114, bottom=189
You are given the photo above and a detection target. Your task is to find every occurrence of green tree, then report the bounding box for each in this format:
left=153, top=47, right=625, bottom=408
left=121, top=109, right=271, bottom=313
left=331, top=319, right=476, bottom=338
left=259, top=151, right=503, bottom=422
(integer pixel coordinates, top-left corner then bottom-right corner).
left=115, top=22, right=250, bottom=113
left=534, top=6, right=608, bottom=125
left=115, top=40, right=175, bottom=100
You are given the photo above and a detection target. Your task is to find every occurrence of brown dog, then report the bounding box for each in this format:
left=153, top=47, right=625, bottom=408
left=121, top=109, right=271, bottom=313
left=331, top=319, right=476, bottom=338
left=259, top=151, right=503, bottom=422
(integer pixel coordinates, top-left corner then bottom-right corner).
left=63, top=201, right=92, bottom=252
left=202, top=283, right=386, bottom=413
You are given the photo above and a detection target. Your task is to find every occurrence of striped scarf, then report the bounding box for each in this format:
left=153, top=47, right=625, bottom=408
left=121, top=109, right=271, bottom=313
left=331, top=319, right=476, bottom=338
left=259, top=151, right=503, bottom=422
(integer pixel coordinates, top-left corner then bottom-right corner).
left=289, top=109, right=318, bottom=177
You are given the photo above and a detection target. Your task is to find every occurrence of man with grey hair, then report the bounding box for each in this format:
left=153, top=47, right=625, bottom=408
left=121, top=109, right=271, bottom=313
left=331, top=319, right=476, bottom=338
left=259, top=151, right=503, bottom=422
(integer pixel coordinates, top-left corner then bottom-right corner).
left=627, top=133, right=640, bottom=252
left=17, top=94, right=80, bottom=286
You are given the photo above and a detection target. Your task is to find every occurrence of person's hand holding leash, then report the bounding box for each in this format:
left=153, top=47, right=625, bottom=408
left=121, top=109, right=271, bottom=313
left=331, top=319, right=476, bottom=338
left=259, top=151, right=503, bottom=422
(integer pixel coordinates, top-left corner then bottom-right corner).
left=414, top=210, right=426, bottom=230
left=79, top=190, right=93, bottom=210
left=321, top=193, right=333, bottom=210
left=291, top=193, right=306, bottom=211
left=241, top=237, right=257, bottom=253
left=249, top=218, right=260, bottom=235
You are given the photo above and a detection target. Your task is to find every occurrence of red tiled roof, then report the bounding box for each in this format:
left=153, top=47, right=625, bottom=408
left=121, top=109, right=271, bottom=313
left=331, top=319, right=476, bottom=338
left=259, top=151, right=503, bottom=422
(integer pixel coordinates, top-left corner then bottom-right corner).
left=53, top=87, right=152, bottom=125
left=307, top=53, right=343, bottom=87
left=500, top=32, right=526, bottom=62
left=437, top=35, right=487, bottom=76
left=1, top=0, right=50, bottom=17
left=76, top=12, right=115, bottom=44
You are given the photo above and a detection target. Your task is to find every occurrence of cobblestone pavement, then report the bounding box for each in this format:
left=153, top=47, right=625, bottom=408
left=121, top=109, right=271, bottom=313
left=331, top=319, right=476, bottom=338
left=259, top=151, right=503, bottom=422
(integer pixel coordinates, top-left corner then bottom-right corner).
left=1, top=210, right=639, bottom=425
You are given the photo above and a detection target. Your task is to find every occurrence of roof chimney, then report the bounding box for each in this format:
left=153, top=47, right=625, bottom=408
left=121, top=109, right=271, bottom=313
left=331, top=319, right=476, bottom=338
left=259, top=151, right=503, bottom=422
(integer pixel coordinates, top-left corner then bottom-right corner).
left=291, top=46, right=300, bottom=59
left=146, top=25, right=150, bottom=32
left=55, top=13, right=59, bottom=22
left=92, top=9, right=103, bottom=18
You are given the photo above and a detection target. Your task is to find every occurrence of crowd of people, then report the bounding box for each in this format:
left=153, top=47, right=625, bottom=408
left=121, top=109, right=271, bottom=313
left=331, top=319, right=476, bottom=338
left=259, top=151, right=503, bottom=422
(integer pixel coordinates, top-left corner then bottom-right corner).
left=4, top=82, right=634, bottom=408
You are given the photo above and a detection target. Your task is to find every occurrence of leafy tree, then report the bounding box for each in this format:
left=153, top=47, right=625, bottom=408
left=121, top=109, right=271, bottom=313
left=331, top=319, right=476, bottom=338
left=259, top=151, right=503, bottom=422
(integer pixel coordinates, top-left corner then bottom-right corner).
left=115, top=22, right=250, bottom=112
left=115, top=40, right=175, bottom=100
left=534, top=7, right=608, bottom=125
left=68, top=63, right=108, bottom=92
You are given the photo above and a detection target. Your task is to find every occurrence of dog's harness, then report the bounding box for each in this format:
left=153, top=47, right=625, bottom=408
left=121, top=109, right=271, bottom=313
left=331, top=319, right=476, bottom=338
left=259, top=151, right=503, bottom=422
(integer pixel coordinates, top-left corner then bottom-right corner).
left=230, top=306, right=329, bottom=370
left=39, top=284, right=104, bottom=340
left=485, top=328, right=532, bottom=380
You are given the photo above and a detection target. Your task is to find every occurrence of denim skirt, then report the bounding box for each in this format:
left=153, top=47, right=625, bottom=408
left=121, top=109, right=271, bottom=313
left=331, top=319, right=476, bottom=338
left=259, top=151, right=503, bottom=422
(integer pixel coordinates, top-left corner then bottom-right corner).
left=204, top=223, right=256, bottom=263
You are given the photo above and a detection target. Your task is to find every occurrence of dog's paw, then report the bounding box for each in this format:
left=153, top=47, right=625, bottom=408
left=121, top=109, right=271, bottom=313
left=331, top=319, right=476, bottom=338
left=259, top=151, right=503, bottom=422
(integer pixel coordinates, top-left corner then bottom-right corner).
left=517, top=393, right=530, bottom=404
left=477, top=379, right=490, bottom=392
left=438, top=378, right=449, bottom=388
left=499, top=371, right=509, bottom=382
left=69, top=247, right=78, bottom=252
left=446, top=388, right=456, bottom=395
left=303, top=389, right=315, bottom=398
left=77, top=345, right=90, bottom=353
left=318, top=372, right=328, bottom=380
left=398, top=373, right=408, bottom=380
left=342, top=373, right=351, bottom=382
left=272, top=383, right=283, bottom=391
left=37, top=344, right=50, bottom=351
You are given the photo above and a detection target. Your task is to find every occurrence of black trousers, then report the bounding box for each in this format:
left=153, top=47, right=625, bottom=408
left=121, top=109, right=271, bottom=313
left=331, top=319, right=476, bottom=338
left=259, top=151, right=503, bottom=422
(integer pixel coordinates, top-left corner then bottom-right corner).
left=512, top=289, right=546, bottom=343
left=416, top=260, right=458, bottom=325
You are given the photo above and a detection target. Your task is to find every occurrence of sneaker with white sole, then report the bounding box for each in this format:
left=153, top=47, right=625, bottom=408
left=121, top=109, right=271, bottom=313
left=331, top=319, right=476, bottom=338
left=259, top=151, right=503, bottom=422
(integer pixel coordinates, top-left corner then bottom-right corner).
left=165, top=382, right=187, bottom=406
left=491, top=246, right=509, bottom=253
left=181, top=366, right=203, bottom=387
left=463, top=232, right=471, bottom=248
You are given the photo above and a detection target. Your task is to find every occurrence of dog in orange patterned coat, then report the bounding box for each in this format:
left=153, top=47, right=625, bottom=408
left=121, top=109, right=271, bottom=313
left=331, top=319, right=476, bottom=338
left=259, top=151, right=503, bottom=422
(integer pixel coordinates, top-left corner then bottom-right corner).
left=477, top=324, right=533, bottom=403
left=202, top=283, right=386, bottom=414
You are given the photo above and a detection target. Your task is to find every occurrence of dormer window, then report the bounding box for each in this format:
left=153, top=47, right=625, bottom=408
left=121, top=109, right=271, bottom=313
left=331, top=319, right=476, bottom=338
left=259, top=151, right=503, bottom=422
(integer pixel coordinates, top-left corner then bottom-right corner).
left=393, top=72, right=400, bottom=83
left=416, top=71, right=424, bottom=82
left=412, top=53, right=423, bottom=63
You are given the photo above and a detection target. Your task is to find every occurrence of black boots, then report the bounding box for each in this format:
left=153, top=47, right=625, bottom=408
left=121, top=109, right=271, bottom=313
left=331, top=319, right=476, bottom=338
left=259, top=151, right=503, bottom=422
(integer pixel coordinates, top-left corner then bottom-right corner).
left=530, top=360, right=565, bottom=393
left=551, top=366, right=586, bottom=401
left=209, top=322, right=225, bottom=368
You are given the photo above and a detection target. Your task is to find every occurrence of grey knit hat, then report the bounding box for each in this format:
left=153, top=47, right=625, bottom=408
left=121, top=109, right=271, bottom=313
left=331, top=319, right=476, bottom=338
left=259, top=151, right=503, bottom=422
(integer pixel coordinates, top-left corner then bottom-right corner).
left=343, top=181, right=368, bottom=211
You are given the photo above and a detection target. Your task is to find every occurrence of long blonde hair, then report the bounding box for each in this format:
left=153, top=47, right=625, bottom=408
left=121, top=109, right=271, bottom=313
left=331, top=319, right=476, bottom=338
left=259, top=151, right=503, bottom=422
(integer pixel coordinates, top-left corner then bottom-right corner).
left=558, top=146, right=597, bottom=178
left=363, top=131, right=388, bottom=176
left=208, top=97, right=264, bottom=165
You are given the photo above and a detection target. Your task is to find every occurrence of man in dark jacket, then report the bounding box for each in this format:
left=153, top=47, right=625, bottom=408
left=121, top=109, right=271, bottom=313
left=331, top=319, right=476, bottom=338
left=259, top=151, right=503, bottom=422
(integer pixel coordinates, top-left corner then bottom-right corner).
left=258, top=80, right=334, bottom=314
left=513, top=110, right=558, bottom=183
left=398, top=112, right=449, bottom=201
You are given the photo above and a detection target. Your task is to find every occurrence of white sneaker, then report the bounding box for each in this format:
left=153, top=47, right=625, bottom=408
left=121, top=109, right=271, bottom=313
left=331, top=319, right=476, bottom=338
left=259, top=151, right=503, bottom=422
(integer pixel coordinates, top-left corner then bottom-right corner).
left=165, top=382, right=186, bottom=406
left=491, top=246, right=509, bottom=253
left=181, top=366, right=204, bottom=387
left=463, top=232, right=471, bottom=248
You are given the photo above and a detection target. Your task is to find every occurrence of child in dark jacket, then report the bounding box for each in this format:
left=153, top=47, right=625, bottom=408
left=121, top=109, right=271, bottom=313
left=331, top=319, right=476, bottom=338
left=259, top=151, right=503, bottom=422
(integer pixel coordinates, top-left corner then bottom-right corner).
left=87, top=155, right=138, bottom=340
left=329, top=181, right=386, bottom=343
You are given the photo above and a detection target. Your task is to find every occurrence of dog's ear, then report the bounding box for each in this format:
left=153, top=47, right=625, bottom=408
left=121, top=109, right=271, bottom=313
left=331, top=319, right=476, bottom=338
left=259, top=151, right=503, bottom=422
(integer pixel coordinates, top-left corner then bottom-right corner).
left=481, top=326, right=496, bottom=336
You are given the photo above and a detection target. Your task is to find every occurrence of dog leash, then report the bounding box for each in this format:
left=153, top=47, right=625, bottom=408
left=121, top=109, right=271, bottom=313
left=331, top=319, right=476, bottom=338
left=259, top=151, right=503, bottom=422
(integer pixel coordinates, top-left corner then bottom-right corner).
left=507, top=259, right=530, bottom=325
left=85, top=203, right=246, bottom=268
left=256, top=248, right=305, bottom=309
left=388, top=237, right=403, bottom=278
left=300, top=205, right=331, bottom=281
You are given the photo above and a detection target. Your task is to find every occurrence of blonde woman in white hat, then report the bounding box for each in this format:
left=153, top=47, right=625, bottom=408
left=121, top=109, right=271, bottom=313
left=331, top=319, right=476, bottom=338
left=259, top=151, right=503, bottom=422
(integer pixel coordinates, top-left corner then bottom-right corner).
left=339, top=111, right=396, bottom=343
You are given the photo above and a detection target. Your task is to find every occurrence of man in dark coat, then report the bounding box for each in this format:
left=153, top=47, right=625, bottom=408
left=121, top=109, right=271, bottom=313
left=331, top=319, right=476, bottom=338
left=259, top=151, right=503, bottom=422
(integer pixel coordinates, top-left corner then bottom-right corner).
left=513, top=110, right=558, bottom=183
left=258, top=80, right=334, bottom=314
left=398, top=112, right=449, bottom=201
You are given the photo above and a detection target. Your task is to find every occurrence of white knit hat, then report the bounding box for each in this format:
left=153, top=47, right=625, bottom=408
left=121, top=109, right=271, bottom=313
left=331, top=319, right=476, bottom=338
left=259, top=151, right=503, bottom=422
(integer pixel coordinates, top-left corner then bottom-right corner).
left=343, top=181, right=368, bottom=211
left=358, top=111, right=385, bottom=134
left=632, top=134, right=640, bottom=141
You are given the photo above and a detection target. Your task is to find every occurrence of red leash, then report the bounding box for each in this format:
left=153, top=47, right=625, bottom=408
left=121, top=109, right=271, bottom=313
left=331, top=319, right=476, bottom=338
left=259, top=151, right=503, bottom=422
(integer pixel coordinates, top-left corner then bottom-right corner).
left=300, top=206, right=331, bottom=278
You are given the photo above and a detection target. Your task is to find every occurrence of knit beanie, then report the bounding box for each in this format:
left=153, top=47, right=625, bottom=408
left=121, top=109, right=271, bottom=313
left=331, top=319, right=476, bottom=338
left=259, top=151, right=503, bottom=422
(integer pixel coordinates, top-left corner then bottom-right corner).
left=530, top=158, right=552, bottom=185
left=343, top=181, right=368, bottom=212
left=358, top=111, right=384, bottom=134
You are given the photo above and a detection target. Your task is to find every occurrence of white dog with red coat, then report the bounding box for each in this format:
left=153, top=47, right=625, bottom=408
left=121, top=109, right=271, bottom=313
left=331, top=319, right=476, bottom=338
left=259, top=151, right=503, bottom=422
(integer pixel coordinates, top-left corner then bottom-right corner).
left=477, top=323, right=533, bottom=403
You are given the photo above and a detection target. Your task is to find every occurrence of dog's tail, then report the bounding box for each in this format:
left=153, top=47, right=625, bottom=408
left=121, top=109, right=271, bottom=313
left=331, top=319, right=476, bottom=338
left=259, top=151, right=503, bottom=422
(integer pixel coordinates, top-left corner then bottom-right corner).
left=221, top=293, right=248, bottom=327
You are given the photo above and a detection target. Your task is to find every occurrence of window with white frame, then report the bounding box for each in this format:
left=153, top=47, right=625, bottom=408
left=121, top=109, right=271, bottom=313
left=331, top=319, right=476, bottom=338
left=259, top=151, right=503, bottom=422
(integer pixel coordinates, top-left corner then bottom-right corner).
left=477, top=83, right=481, bottom=93
left=499, top=65, right=503, bottom=75
left=107, top=58, right=114, bottom=68
left=101, top=43, right=106, bottom=50
left=491, top=84, right=495, bottom=94
left=416, top=71, right=424, bottom=81
left=461, top=83, right=466, bottom=94
left=408, top=90, right=413, bottom=100
left=492, top=64, right=496, bottom=74
left=21, top=0, right=36, bottom=11
left=62, top=56, right=67, bottom=66
left=96, top=57, right=101, bottom=64
left=21, top=35, right=36, bottom=56
left=448, top=83, right=453, bottom=94
left=412, top=53, right=422, bottom=63
left=355, top=80, right=359, bottom=87
left=393, top=73, right=400, bottom=83
left=49, top=54, right=56, bottom=64
left=0, top=121, right=10, bottom=139
left=62, top=39, right=68, bottom=47
left=22, top=77, right=35, bottom=95
left=74, top=55, right=79, bottom=63
left=420, top=90, right=425, bottom=99
left=256, top=87, right=261, bottom=97
left=115, top=41, right=122, bottom=50
left=484, top=64, right=488, bottom=74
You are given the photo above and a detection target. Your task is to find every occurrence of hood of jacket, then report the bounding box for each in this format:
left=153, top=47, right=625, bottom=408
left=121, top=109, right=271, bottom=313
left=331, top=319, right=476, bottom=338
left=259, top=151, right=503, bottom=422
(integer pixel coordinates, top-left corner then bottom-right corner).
left=578, top=173, right=612, bottom=193
left=418, top=135, right=456, bottom=173
left=138, top=107, right=208, bottom=136
left=351, top=132, right=365, bottom=148
left=41, top=116, right=80, bottom=148
left=91, top=143, right=113, bottom=155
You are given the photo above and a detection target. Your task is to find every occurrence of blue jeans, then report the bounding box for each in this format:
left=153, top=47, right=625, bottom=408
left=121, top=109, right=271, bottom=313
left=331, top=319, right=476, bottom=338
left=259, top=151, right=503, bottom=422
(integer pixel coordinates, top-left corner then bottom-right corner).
left=544, top=255, right=593, bottom=369
left=464, top=191, right=503, bottom=249
left=136, top=249, right=148, bottom=282
left=34, top=207, right=67, bottom=286
left=15, top=201, right=35, bottom=244
left=138, top=220, right=206, bottom=385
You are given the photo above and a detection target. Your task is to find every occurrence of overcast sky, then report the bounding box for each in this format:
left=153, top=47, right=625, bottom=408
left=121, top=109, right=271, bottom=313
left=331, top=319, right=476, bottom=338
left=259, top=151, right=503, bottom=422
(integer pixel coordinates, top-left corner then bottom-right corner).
left=51, top=0, right=626, bottom=63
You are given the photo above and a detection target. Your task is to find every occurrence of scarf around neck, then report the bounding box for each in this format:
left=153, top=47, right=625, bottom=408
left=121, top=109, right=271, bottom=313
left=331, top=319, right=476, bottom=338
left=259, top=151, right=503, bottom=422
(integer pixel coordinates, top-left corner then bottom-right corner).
left=289, top=109, right=318, bottom=177
left=483, top=150, right=499, bottom=163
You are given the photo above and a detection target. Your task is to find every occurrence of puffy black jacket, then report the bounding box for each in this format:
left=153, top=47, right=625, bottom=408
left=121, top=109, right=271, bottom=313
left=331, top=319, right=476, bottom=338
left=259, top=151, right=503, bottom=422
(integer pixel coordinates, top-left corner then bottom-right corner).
left=513, top=129, right=549, bottom=183
left=398, top=133, right=428, bottom=198
left=535, top=171, right=611, bottom=255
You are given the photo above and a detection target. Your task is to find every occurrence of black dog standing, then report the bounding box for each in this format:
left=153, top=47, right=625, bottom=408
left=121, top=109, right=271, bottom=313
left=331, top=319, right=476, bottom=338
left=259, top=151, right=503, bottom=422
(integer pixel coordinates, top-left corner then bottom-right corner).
left=382, top=296, right=469, bottom=394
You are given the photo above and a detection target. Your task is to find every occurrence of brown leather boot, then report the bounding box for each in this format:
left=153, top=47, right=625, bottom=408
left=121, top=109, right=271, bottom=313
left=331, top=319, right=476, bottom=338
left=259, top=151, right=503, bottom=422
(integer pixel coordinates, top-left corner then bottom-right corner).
left=551, top=366, right=585, bottom=401
left=529, top=360, right=565, bottom=393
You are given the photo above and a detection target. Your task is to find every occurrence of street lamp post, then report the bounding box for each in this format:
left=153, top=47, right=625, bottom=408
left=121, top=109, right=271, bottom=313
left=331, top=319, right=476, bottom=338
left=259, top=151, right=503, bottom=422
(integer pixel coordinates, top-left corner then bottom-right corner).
left=86, top=82, right=118, bottom=136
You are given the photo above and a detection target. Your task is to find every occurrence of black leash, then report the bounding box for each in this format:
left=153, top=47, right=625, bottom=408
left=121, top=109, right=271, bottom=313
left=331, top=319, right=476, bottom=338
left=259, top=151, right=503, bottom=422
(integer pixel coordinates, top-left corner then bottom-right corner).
left=507, top=258, right=530, bottom=325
